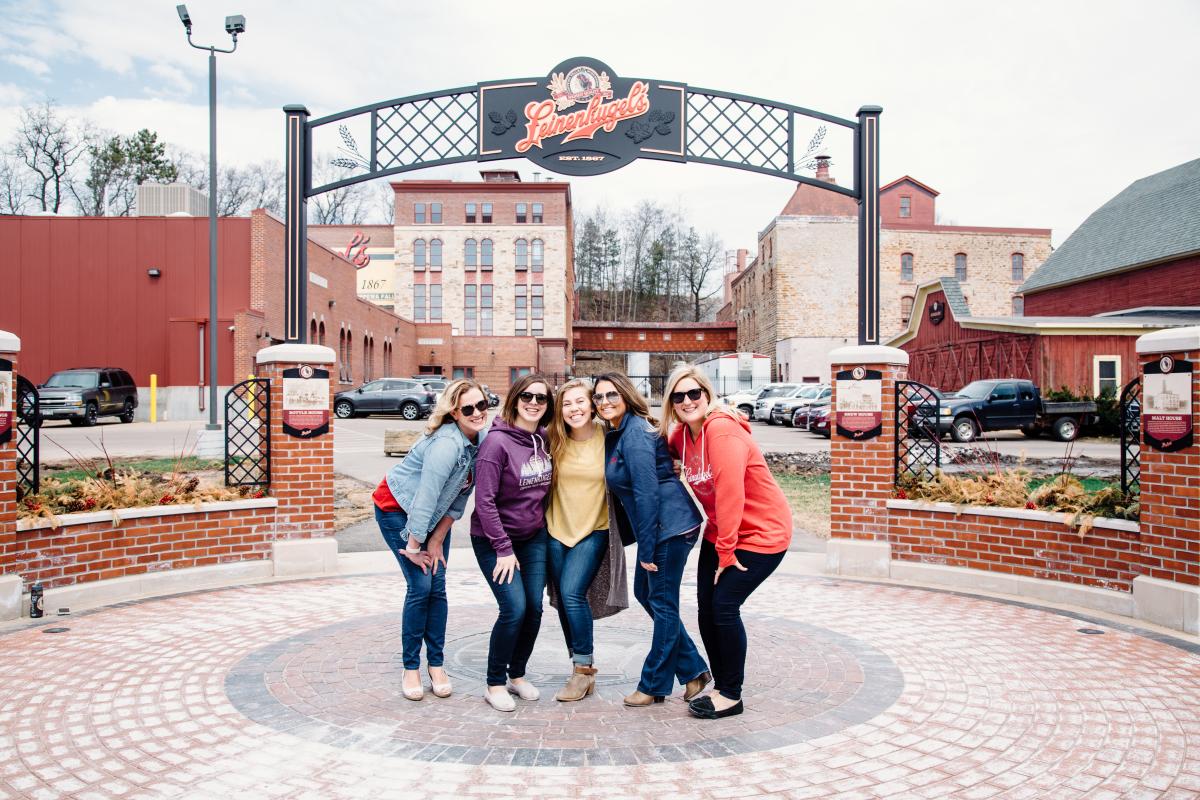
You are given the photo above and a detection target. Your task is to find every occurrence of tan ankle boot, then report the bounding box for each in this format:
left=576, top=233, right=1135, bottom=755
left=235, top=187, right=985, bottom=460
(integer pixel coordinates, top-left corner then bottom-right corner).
left=555, top=665, right=597, bottom=702
left=682, top=670, right=711, bottom=702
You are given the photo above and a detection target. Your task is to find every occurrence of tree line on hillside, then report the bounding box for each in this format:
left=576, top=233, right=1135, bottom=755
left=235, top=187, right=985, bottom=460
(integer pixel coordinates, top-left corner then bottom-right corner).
left=0, top=101, right=392, bottom=224
left=575, top=202, right=724, bottom=323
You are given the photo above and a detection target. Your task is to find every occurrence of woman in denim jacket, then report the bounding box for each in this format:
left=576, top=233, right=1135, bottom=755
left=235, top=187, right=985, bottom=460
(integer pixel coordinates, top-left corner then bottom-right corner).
left=373, top=379, right=490, bottom=702
left=593, top=372, right=711, bottom=708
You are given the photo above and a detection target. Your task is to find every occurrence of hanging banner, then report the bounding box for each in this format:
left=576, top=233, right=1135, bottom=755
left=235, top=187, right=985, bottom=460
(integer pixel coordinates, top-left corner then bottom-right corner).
left=0, top=358, right=12, bottom=446
left=835, top=367, right=883, bottom=440
left=282, top=366, right=330, bottom=439
left=1142, top=356, right=1193, bottom=452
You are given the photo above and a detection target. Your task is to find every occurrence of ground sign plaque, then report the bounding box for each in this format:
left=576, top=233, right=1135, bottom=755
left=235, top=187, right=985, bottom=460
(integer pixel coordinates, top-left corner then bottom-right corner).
left=1142, top=356, right=1193, bottom=452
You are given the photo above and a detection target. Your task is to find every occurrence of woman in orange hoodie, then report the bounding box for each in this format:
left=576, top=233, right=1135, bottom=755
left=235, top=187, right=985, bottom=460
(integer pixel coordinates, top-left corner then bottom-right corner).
left=661, top=366, right=793, bottom=720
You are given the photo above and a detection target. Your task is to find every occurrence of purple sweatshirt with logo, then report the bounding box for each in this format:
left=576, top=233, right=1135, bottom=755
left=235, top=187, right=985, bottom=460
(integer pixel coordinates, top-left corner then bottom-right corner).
left=470, top=417, right=552, bottom=557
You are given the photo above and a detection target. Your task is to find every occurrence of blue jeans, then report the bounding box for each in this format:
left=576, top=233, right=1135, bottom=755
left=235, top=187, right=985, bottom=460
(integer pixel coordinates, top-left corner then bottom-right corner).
left=633, top=531, right=708, bottom=696
left=472, top=530, right=549, bottom=687
left=547, top=529, right=608, bottom=666
left=376, top=506, right=450, bottom=671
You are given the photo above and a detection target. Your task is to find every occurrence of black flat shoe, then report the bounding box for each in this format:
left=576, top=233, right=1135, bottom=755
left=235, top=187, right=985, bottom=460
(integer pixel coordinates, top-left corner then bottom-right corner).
left=689, top=699, right=743, bottom=720
left=688, top=695, right=715, bottom=712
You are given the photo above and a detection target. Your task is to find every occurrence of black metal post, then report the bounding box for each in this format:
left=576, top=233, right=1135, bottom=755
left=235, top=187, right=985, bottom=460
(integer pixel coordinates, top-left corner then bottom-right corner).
left=856, top=105, right=882, bottom=346
left=207, top=49, right=219, bottom=429
left=283, top=105, right=310, bottom=343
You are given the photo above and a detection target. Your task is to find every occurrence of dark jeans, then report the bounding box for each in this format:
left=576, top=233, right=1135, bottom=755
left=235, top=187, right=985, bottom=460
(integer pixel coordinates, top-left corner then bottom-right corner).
left=376, top=506, right=450, bottom=671
left=547, top=529, right=608, bottom=666
left=472, top=530, right=549, bottom=687
left=696, top=538, right=785, bottom=701
left=633, top=531, right=708, bottom=696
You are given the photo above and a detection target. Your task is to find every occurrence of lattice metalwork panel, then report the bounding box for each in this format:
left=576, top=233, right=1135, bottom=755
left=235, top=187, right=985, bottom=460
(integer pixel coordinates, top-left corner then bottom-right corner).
left=376, top=91, right=478, bottom=171
left=1119, top=377, right=1140, bottom=495
left=895, top=381, right=941, bottom=486
left=687, top=92, right=791, bottom=173
left=225, top=379, right=270, bottom=488
left=15, top=376, right=40, bottom=496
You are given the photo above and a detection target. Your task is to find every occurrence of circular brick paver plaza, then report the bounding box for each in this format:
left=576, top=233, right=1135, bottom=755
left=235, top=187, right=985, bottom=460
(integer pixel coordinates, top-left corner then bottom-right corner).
left=1, top=567, right=1198, bottom=799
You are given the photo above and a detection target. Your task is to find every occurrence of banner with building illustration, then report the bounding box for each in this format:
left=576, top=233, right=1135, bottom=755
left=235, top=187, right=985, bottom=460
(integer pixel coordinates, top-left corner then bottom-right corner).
left=1142, top=356, right=1193, bottom=452
left=835, top=367, right=883, bottom=440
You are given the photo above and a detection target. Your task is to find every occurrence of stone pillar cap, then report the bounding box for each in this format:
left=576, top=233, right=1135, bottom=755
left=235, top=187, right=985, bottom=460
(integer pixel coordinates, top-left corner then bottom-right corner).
left=255, top=344, right=336, bottom=365
left=0, top=329, right=20, bottom=353
left=828, top=344, right=909, bottom=366
left=1136, top=325, right=1200, bottom=355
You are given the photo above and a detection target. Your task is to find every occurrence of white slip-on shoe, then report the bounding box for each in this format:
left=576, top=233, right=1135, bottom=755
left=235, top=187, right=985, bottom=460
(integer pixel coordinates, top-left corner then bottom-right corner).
left=484, top=687, right=516, bottom=712
left=506, top=680, right=540, bottom=701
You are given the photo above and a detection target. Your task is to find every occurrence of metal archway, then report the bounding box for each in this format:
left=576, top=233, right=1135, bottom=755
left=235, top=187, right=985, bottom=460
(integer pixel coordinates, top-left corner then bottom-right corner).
left=283, top=57, right=880, bottom=344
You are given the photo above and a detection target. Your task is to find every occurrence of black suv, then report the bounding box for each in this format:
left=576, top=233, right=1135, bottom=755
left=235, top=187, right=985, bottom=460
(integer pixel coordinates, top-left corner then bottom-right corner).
left=39, top=368, right=138, bottom=426
left=334, top=379, right=437, bottom=420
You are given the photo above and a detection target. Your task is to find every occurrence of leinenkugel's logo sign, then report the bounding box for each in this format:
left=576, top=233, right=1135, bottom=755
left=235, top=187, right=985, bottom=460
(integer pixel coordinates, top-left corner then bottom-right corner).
left=479, top=57, right=685, bottom=176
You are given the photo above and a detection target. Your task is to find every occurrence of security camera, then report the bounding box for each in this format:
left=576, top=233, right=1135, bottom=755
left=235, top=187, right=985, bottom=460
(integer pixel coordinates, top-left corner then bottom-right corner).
left=224, top=14, right=246, bottom=34
left=176, top=4, right=192, bottom=31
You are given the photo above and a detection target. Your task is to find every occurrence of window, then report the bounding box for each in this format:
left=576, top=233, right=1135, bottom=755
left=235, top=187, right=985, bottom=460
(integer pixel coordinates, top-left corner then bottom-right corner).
left=515, top=285, right=528, bottom=333
left=1011, top=253, right=1025, bottom=282
left=1012, top=296, right=1024, bottom=316
left=901, top=295, right=914, bottom=323
left=430, top=202, right=442, bottom=224
left=318, top=321, right=326, bottom=346
left=1094, top=356, right=1120, bottom=397
left=954, top=253, right=968, bottom=281
left=464, top=238, right=477, bottom=270
left=464, top=284, right=477, bottom=334
left=510, top=367, right=532, bottom=383
left=531, top=238, right=544, bottom=272
left=482, top=203, right=492, bottom=224
left=638, top=331, right=646, bottom=341
left=991, top=383, right=1017, bottom=402
left=901, top=252, right=913, bottom=282
left=899, top=196, right=911, bottom=218
left=413, top=239, right=426, bottom=271
left=480, top=284, right=493, bottom=334
left=532, top=285, right=543, bottom=336
left=452, top=366, right=475, bottom=379
left=532, top=203, right=543, bottom=224
left=363, top=336, right=370, bottom=382
left=310, top=319, right=317, bottom=343
left=465, top=203, right=477, bottom=223
left=414, top=203, right=426, bottom=224
left=481, top=238, right=493, bottom=270
left=429, top=284, right=442, bottom=322
left=429, top=239, right=442, bottom=270
left=515, top=238, right=528, bottom=271
left=516, top=203, right=527, bottom=223
left=413, top=285, right=426, bottom=322
left=344, top=328, right=353, bottom=382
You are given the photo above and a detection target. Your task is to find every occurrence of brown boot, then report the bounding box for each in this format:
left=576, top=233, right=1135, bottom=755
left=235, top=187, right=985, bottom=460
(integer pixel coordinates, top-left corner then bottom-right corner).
left=682, top=671, right=712, bottom=702
left=623, top=690, right=665, bottom=707
left=555, top=665, right=597, bottom=702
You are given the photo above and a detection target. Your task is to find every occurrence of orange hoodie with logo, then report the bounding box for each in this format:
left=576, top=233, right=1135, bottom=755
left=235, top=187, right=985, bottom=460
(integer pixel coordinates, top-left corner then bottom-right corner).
left=667, top=411, right=793, bottom=568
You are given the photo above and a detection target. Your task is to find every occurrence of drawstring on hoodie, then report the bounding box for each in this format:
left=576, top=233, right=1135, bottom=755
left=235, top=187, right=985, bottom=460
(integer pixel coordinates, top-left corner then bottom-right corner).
left=681, top=422, right=708, bottom=484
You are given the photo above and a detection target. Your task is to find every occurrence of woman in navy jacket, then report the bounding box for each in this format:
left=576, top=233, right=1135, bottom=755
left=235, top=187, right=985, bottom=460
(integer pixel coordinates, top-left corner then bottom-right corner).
left=592, top=372, right=710, bottom=707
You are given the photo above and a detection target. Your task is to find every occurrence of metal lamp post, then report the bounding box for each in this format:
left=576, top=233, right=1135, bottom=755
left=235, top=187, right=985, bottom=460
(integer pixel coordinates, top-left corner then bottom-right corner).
left=177, top=4, right=245, bottom=435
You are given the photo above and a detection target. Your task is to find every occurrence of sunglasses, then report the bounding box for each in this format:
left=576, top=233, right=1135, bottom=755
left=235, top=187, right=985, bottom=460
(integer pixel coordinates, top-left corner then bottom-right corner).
left=669, top=388, right=705, bottom=405
left=458, top=400, right=489, bottom=417
left=592, top=391, right=621, bottom=406
left=517, top=391, right=549, bottom=405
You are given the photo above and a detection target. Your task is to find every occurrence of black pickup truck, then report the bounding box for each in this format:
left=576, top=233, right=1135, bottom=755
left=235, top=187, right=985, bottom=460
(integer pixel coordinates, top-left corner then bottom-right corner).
left=919, top=379, right=1097, bottom=443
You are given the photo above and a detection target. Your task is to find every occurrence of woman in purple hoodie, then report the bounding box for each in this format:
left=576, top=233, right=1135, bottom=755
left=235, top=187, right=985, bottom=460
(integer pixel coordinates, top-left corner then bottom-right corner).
left=471, top=373, right=555, bottom=712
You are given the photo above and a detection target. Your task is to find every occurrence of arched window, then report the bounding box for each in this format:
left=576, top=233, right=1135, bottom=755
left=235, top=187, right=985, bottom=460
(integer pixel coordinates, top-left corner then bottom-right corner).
left=515, top=238, right=528, bottom=270
left=481, top=238, right=493, bottom=270
left=363, top=335, right=370, bottom=382
left=900, top=253, right=913, bottom=282
left=429, top=239, right=442, bottom=270
left=318, top=321, right=326, bottom=346
left=531, top=239, right=544, bottom=272
left=310, top=318, right=317, bottom=343
left=1011, top=253, right=1025, bottom=282
left=345, top=327, right=353, bottom=383
left=413, top=239, right=426, bottom=271
left=954, top=253, right=967, bottom=281
left=901, top=295, right=914, bottom=324
left=464, top=238, right=477, bottom=270
left=338, top=329, right=347, bottom=382
left=1012, top=296, right=1024, bottom=316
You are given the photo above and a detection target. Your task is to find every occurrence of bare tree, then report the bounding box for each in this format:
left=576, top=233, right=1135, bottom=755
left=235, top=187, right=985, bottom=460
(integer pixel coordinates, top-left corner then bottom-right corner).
left=13, top=101, right=87, bottom=213
left=0, top=153, right=31, bottom=214
left=308, top=157, right=368, bottom=225
left=679, top=229, right=723, bottom=321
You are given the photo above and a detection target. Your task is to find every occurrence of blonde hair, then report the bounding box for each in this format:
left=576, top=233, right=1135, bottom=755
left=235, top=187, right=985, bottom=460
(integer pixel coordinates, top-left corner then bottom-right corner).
left=592, top=372, right=656, bottom=427
left=547, top=379, right=595, bottom=490
left=658, top=365, right=737, bottom=437
left=425, top=379, right=485, bottom=434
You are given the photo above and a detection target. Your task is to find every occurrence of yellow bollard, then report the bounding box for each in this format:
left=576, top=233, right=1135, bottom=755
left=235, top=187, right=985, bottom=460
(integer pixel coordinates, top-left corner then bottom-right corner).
left=247, top=373, right=256, bottom=419
left=149, top=374, right=157, bottom=423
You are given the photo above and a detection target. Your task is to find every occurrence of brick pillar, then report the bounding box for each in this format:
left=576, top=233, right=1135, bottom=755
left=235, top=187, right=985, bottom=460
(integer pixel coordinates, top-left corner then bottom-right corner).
left=254, top=343, right=339, bottom=577
left=0, top=330, right=21, bottom=619
left=1132, top=326, right=1199, bottom=635
left=825, top=345, right=909, bottom=578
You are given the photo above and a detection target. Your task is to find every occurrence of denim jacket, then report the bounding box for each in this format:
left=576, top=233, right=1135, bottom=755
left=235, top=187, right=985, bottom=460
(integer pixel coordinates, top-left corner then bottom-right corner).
left=385, top=422, right=485, bottom=543
left=604, top=413, right=702, bottom=566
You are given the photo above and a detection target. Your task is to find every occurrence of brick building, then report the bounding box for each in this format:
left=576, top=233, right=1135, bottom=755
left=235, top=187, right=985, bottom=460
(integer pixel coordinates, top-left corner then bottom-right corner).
left=728, top=159, right=1052, bottom=382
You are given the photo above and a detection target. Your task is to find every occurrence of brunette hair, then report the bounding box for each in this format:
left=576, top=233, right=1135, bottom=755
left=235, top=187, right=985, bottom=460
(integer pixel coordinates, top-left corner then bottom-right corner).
left=591, top=371, right=656, bottom=427
left=425, top=379, right=485, bottom=434
left=546, top=378, right=596, bottom=490
left=500, top=373, right=555, bottom=427
left=658, top=364, right=737, bottom=437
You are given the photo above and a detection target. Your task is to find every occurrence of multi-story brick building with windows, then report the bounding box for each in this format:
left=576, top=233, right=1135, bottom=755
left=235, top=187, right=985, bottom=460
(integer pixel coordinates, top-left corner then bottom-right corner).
left=729, top=159, right=1052, bottom=382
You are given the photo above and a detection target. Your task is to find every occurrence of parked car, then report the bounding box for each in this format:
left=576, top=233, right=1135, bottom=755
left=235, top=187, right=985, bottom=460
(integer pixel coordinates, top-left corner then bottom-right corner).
left=334, top=378, right=436, bottom=420
left=719, top=387, right=768, bottom=419
left=752, top=383, right=804, bottom=422
left=809, top=403, right=832, bottom=438
left=791, top=397, right=831, bottom=430
left=481, top=384, right=500, bottom=408
left=772, top=385, right=832, bottom=426
left=414, top=376, right=448, bottom=396
left=919, top=379, right=1097, bottom=442
left=39, top=367, right=138, bottom=426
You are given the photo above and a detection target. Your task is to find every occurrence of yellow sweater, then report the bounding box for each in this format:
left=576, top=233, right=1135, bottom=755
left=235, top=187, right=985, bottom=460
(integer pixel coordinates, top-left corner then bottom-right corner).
left=546, top=423, right=609, bottom=547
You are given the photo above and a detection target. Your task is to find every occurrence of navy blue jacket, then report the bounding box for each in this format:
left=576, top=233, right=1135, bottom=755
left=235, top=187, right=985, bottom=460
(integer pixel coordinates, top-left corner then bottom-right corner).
left=604, top=412, right=702, bottom=565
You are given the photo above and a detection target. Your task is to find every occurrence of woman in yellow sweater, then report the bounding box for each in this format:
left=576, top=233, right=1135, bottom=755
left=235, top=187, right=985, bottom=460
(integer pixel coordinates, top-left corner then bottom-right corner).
left=545, top=378, right=628, bottom=701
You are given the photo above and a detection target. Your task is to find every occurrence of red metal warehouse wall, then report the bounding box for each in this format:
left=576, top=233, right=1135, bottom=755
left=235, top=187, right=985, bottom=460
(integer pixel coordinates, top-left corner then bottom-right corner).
left=0, top=216, right=251, bottom=386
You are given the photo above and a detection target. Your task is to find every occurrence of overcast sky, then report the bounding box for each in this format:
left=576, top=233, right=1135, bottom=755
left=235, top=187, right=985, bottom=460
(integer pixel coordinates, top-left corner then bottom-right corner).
left=1, top=0, right=1197, bottom=250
